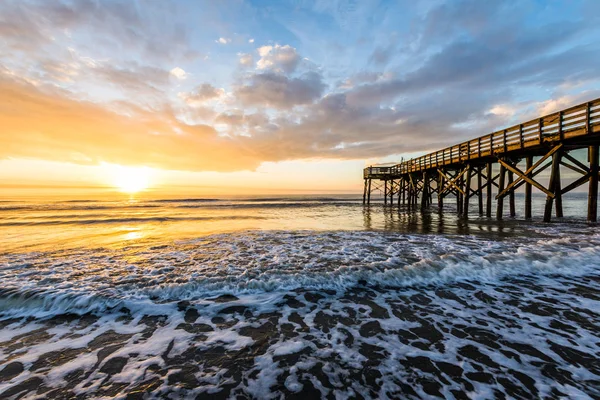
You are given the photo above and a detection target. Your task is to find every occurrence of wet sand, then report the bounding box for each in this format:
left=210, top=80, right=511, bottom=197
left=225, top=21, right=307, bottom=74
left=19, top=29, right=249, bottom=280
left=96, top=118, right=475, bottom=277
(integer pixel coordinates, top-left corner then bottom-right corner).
left=1, top=271, right=599, bottom=399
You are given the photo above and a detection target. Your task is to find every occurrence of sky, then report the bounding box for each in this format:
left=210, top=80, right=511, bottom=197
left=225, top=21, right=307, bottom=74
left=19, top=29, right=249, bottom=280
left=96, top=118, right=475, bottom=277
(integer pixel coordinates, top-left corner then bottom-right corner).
left=1, top=0, right=600, bottom=196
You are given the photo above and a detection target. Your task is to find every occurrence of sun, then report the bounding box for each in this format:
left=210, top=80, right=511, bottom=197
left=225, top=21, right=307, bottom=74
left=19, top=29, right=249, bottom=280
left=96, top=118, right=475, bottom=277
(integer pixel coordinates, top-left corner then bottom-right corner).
left=111, top=165, right=153, bottom=193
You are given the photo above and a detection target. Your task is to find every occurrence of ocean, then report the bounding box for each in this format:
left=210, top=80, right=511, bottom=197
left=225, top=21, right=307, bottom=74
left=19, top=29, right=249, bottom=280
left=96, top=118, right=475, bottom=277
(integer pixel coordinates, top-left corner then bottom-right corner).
left=0, top=194, right=599, bottom=399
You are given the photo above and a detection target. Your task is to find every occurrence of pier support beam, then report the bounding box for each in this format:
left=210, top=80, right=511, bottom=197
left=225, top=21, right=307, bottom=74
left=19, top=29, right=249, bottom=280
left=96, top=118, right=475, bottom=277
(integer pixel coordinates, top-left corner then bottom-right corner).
left=589, top=145, right=599, bottom=222
left=437, top=169, right=444, bottom=209
left=555, top=165, right=563, bottom=218
left=497, top=164, right=506, bottom=220
left=508, top=170, right=515, bottom=217
left=525, top=156, right=533, bottom=219
left=544, top=150, right=562, bottom=222
left=457, top=172, right=463, bottom=215
left=384, top=180, right=388, bottom=205
left=421, top=172, right=429, bottom=210
left=486, top=163, right=492, bottom=217
left=463, top=165, right=472, bottom=217
left=477, top=166, right=484, bottom=215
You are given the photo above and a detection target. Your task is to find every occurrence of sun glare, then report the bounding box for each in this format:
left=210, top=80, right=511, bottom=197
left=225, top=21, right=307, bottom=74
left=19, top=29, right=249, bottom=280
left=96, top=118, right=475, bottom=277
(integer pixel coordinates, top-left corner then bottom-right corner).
left=109, top=165, right=153, bottom=193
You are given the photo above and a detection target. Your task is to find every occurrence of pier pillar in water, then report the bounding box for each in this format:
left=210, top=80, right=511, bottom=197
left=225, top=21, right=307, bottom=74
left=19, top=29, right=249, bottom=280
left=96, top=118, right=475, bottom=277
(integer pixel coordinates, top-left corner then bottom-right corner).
left=508, top=170, right=515, bottom=217
left=477, top=166, right=484, bottom=215
left=421, top=172, right=429, bottom=210
left=384, top=180, right=388, bottom=205
left=496, top=164, right=506, bottom=220
left=456, top=172, right=465, bottom=215
left=525, top=156, right=533, bottom=219
left=544, top=150, right=562, bottom=222
left=589, top=145, right=599, bottom=222
left=437, top=169, right=444, bottom=209
left=555, top=160, right=563, bottom=218
left=486, top=162, right=493, bottom=217
left=463, top=165, right=472, bottom=217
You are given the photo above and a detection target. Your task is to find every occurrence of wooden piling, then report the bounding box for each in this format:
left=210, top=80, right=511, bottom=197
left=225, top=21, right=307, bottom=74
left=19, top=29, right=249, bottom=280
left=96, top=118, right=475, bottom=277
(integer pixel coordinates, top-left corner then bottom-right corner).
left=544, top=151, right=561, bottom=222
left=555, top=165, right=563, bottom=218
left=477, top=166, right=483, bottom=215
left=384, top=180, right=388, bottom=205
left=525, top=156, right=532, bottom=219
left=508, top=171, right=515, bottom=217
left=486, top=163, right=493, bottom=217
left=457, top=172, right=463, bottom=214
left=438, top=170, right=444, bottom=209
left=496, top=164, right=506, bottom=220
left=421, top=172, right=428, bottom=210
left=463, top=165, right=472, bottom=217
left=589, top=145, right=599, bottom=222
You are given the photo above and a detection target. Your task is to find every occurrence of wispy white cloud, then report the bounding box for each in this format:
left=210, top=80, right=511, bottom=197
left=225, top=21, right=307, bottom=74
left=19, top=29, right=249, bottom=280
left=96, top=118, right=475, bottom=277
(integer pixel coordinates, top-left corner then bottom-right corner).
left=169, top=67, right=187, bottom=80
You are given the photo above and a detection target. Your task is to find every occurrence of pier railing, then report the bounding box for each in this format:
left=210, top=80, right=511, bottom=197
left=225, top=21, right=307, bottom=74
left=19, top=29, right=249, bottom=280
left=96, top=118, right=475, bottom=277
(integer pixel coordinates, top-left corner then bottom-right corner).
left=364, top=98, right=600, bottom=177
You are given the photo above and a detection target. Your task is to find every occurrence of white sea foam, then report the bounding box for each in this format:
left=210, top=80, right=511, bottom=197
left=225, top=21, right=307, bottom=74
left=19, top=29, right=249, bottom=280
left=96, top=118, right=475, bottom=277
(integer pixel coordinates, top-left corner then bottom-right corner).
left=1, top=228, right=599, bottom=319
left=1, top=227, right=600, bottom=398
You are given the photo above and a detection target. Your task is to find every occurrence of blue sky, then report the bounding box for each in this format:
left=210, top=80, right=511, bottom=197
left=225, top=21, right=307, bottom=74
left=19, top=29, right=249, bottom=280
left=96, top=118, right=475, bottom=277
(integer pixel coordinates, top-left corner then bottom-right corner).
left=1, top=0, right=600, bottom=193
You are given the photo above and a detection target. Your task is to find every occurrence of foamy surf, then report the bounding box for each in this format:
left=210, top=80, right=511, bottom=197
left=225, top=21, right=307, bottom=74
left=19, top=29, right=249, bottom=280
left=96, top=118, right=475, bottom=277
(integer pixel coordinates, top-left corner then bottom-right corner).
left=1, top=227, right=600, bottom=398
left=1, top=229, right=599, bottom=317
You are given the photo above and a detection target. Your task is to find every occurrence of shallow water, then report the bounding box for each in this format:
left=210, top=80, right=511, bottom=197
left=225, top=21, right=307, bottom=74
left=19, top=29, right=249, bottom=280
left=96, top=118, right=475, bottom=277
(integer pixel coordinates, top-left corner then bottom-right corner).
left=1, top=194, right=599, bottom=398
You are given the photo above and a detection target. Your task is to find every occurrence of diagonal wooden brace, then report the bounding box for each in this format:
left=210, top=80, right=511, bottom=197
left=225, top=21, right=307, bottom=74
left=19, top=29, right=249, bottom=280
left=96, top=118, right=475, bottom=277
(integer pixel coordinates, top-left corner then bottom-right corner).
left=561, top=173, right=590, bottom=195
left=438, top=166, right=469, bottom=196
left=496, top=158, right=554, bottom=198
left=495, top=144, right=562, bottom=199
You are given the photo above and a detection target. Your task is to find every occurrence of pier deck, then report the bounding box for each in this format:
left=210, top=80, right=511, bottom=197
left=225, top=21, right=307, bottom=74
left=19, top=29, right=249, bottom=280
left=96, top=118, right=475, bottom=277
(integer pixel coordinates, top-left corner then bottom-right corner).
left=363, top=98, right=600, bottom=221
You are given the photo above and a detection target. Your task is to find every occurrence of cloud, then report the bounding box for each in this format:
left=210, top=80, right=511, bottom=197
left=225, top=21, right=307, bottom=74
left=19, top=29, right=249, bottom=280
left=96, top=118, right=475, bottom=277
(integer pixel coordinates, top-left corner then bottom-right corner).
left=0, top=73, right=258, bottom=172
left=170, top=67, right=188, bottom=80
left=249, top=38, right=255, bottom=43
left=256, top=44, right=301, bottom=73
left=180, top=83, right=224, bottom=106
left=235, top=71, right=326, bottom=109
left=0, top=0, right=194, bottom=62
left=238, top=53, right=254, bottom=67
left=2, top=0, right=600, bottom=174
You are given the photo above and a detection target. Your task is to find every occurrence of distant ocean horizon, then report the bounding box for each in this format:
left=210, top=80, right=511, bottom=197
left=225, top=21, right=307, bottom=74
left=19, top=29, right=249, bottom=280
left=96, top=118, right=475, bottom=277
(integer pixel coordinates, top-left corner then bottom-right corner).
left=1, top=193, right=599, bottom=398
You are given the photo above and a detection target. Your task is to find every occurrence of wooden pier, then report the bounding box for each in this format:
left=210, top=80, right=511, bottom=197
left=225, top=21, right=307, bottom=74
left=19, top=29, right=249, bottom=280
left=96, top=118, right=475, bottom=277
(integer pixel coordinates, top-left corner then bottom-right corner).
left=363, top=98, right=600, bottom=222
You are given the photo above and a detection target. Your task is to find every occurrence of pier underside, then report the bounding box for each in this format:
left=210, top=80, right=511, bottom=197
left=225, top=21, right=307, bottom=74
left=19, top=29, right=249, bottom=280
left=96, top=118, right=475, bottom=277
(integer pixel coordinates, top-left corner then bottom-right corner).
left=363, top=99, right=600, bottom=222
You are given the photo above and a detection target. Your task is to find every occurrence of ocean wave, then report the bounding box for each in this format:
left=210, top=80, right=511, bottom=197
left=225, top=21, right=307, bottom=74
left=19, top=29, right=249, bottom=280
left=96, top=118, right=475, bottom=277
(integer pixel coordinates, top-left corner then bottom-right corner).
left=0, top=215, right=267, bottom=226
left=173, top=201, right=362, bottom=209
left=1, top=229, right=599, bottom=318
